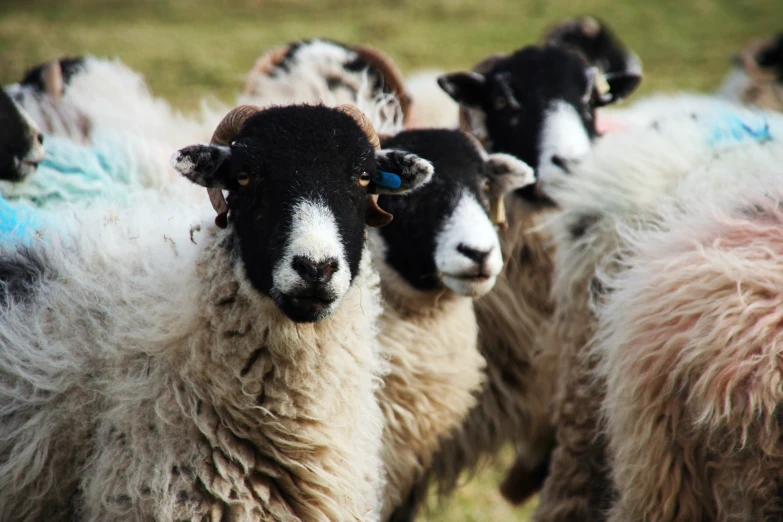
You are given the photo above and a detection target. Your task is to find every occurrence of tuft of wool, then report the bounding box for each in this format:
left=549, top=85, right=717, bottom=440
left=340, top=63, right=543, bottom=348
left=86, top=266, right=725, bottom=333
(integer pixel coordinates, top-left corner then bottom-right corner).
left=593, top=176, right=783, bottom=522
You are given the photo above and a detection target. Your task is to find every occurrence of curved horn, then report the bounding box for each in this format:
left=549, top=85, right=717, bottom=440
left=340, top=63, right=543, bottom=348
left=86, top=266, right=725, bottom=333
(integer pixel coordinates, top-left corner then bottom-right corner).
left=350, top=44, right=412, bottom=123
left=41, top=60, right=64, bottom=104
left=458, top=53, right=508, bottom=140
left=207, top=105, right=264, bottom=228
left=337, top=104, right=380, bottom=149
left=242, top=45, right=291, bottom=96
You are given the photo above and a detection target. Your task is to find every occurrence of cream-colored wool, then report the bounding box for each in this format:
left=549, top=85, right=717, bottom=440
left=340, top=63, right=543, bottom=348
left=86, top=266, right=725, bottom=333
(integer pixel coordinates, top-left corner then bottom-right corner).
left=533, top=105, right=783, bottom=521
left=366, top=233, right=486, bottom=520
left=397, top=197, right=559, bottom=518
left=0, top=200, right=387, bottom=522
left=593, top=168, right=783, bottom=522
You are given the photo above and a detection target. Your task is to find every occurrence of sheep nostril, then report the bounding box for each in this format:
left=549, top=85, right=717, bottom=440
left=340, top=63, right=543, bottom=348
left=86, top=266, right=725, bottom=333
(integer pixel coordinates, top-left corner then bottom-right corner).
left=551, top=155, right=572, bottom=173
left=292, top=256, right=339, bottom=285
left=457, top=244, right=490, bottom=264
left=37, top=133, right=44, bottom=145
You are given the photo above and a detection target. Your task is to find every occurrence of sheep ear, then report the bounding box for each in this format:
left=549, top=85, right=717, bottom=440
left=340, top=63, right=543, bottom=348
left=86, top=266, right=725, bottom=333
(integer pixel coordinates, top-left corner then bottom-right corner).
left=603, top=70, right=642, bottom=104
left=437, top=72, right=486, bottom=108
left=594, top=55, right=642, bottom=106
left=372, top=149, right=434, bottom=194
left=171, top=145, right=232, bottom=189
left=484, top=153, right=537, bottom=230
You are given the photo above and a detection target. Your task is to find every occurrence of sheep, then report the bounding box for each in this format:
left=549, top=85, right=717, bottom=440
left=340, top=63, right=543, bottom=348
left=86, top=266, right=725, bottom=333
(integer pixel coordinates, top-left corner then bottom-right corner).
left=366, top=128, right=535, bottom=520
left=592, top=171, right=783, bottom=522
left=239, top=39, right=410, bottom=134
left=718, top=31, right=783, bottom=112
left=391, top=42, right=642, bottom=516
left=536, top=104, right=783, bottom=522
left=0, top=86, right=45, bottom=183
left=0, top=103, right=435, bottom=522
left=5, top=56, right=224, bottom=148
left=542, top=16, right=643, bottom=88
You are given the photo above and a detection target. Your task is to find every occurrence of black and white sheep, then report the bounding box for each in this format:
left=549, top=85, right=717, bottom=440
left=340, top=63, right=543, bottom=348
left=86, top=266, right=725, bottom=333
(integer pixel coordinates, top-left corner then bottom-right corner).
left=367, top=128, right=534, bottom=519
left=0, top=103, right=434, bottom=521
left=392, top=42, right=641, bottom=517
left=0, top=86, right=45, bottom=182
left=240, top=39, right=410, bottom=133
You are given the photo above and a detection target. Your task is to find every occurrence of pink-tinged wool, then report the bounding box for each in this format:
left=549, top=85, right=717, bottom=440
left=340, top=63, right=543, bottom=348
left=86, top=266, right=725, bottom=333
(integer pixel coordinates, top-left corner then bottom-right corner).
left=594, top=185, right=783, bottom=521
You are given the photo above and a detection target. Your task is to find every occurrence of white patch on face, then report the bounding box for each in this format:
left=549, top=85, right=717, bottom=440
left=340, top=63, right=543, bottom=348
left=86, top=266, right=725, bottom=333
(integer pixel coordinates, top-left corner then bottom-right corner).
left=13, top=100, right=45, bottom=177
left=272, top=199, right=352, bottom=311
left=537, top=100, right=592, bottom=186
left=435, top=191, right=503, bottom=297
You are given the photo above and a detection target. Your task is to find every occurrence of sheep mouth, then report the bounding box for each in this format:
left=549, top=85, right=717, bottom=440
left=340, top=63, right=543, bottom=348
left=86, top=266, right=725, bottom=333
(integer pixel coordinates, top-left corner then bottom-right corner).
left=445, top=271, right=492, bottom=282
left=441, top=272, right=498, bottom=298
left=12, top=157, right=42, bottom=180
left=273, top=289, right=339, bottom=323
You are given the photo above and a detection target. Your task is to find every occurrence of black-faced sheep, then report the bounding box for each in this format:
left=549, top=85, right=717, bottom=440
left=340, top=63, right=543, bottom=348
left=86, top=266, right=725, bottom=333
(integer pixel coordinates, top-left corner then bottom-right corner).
left=0, top=103, right=434, bottom=521
left=0, top=86, right=45, bottom=182
left=368, top=129, right=535, bottom=520
left=394, top=42, right=641, bottom=517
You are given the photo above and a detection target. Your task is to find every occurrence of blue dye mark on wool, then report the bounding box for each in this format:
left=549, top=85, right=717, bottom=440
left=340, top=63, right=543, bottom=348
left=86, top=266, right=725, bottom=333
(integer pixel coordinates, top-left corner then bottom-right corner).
left=0, top=135, right=146, bottom=209
left=707, top=111, right=773, bottom=147
left=374, top=170, right=402, bottom=189
left=0, top=195, right=43, bottom=247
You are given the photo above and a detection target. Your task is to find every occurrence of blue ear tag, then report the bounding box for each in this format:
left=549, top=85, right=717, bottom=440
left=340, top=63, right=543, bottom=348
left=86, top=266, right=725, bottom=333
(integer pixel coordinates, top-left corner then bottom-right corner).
left=374, top=170, right=402, bottom=189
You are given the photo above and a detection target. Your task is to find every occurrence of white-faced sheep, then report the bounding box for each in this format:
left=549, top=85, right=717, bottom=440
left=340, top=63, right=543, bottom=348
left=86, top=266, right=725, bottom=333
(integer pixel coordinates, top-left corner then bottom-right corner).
left=537, top=104, right=783, bottom=522
left=367, top=128, right=535, bottom=520
left=390, top=40, right=642, bottom=518
left=0, top=103, right=435, bottom=521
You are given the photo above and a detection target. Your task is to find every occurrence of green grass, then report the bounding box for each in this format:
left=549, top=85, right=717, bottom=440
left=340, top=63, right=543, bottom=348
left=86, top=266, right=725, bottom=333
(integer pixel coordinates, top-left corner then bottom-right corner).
left=1, top=0, right=781, bottom=519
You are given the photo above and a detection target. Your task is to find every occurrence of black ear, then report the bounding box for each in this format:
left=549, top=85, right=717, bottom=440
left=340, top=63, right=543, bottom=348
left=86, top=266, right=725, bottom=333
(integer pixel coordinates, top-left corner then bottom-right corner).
left=171, top=145, right=232, bottom=188
left=373, top=149, right=434, bottom=194
left=437, top=72, right=486, bottom=107
left=603, top=71, right=642, bottom=105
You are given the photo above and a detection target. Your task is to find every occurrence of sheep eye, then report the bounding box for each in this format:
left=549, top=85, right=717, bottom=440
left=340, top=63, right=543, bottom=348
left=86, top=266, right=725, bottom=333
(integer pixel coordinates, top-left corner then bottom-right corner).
left=494, top=96, right=507, bottom=110
left=482, top=179, right=491, bottom=192
left=237, top=172, right=250, bottom=186
left=358, top=172, right=372, bottom=188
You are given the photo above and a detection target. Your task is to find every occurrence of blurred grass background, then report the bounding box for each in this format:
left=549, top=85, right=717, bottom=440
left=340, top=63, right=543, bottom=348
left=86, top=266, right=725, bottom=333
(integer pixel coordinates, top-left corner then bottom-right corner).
left=1, top=0, right=780, bottom=520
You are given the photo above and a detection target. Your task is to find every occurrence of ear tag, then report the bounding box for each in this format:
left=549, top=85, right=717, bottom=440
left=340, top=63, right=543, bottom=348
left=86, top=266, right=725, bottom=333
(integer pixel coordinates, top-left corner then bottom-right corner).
left=374, top=170, right=402, bottom=189
left=595, top=73, right=611, bottom=97
left=489, top=196, right=508, bottom=232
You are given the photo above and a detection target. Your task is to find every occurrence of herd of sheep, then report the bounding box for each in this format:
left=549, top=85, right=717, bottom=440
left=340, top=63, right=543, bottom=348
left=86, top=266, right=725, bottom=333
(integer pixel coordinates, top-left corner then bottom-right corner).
left=0, top=14, right=782, bottom=522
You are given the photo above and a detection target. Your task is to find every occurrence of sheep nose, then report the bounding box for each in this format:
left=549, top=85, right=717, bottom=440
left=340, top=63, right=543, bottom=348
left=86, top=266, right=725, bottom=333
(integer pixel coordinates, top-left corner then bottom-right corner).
left=457, top=244, right=491, bottom=264
left=292, top=256, right=339, bottom=286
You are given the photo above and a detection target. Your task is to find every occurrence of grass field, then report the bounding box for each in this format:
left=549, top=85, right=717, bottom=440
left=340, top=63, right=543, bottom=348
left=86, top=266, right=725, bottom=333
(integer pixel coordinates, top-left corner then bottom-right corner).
left=1, top=0, right=781, bottom=520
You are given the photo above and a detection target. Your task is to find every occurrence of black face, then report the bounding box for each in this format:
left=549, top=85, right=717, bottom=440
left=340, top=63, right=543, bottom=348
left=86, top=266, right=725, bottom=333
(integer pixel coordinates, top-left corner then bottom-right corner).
left=0, top=90, right=41, bottom=182
left=377, top=130, right=487, bottom=290
left=486, top=48, right=597, bottom=168
left=756, top=33, right=783, bottom=82
left=226, top=107, right=374, bottom=310
left=173, top=104, right=433, bottom=322
left=20, top=57, right=86, bottom=92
